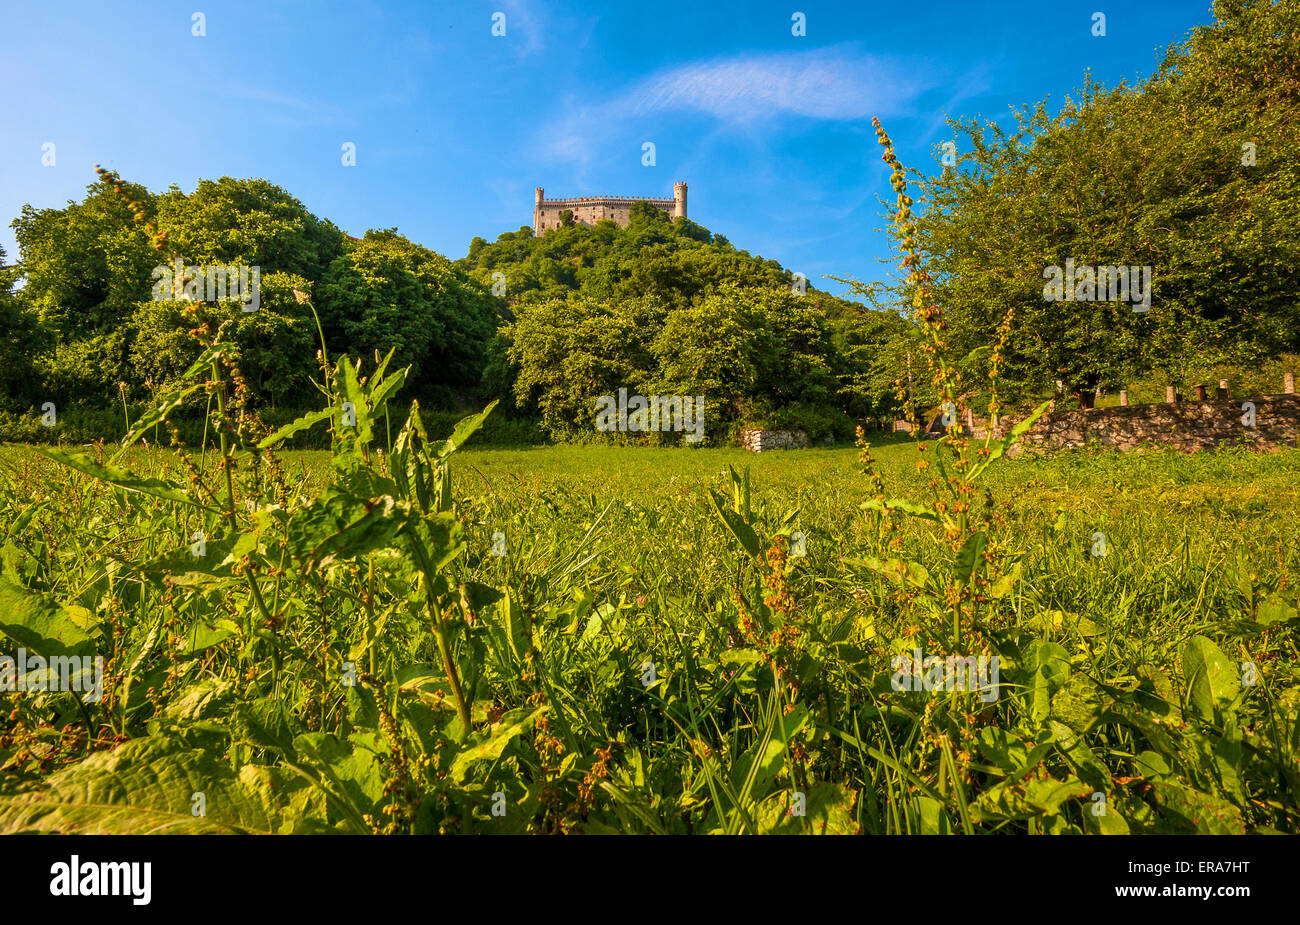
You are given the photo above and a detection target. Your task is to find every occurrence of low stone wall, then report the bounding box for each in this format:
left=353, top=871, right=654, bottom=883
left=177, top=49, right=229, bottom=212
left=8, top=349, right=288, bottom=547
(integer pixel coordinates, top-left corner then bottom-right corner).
left=1004, top=394, right=1300, bottom=454
left=738, top=429, right=810, bottom=452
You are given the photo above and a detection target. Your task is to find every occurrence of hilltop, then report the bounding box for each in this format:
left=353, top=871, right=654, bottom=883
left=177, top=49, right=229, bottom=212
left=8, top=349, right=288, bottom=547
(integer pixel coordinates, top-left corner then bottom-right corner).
left=458, top=200, right=863, bottom=317
left=455, top=202, right=911, bottom=442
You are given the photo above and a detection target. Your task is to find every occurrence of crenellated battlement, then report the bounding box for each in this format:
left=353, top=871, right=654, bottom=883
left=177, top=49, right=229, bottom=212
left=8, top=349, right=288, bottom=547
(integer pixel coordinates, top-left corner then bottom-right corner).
left=540, top=197, right=675, bottom=207
left=534, top=183, right=687, bottom=234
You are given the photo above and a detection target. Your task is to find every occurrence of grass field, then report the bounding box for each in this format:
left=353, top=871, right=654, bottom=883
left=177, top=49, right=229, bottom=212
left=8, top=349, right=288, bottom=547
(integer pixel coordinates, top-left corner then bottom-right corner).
left=1, top=417, right=1297, bottom=834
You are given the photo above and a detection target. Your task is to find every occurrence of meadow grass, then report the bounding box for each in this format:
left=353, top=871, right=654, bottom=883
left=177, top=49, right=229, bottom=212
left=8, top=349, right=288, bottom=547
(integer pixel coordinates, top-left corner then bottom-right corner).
left=0, top=432, right=1296, bottom=834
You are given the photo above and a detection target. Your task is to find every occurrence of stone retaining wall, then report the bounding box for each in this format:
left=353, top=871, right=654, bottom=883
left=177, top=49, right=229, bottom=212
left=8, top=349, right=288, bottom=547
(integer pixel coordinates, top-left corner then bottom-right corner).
left=1003, top=394, right=1300, bottom=454
left=738, top=429, right=811, bottom=452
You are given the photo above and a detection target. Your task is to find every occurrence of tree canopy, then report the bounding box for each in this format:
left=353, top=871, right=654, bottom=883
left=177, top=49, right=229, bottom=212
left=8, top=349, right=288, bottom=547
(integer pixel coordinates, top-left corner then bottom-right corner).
left=905, top=0, right=1299, bottom=407
left=7, top=177, right=502, bottom=412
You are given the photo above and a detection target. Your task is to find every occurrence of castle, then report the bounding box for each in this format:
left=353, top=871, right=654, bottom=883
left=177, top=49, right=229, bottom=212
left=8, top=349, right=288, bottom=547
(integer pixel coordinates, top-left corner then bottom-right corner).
left=534, top=182, right=686, bottom=234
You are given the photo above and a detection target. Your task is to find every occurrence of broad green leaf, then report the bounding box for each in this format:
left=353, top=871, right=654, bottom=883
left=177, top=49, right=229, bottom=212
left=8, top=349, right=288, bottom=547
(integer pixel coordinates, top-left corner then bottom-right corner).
left=1026, top=609, right=1100, bottom=637
left=390, top=399, right=435, bottom=511
left=707, top=490, right=761, bottom=558
left=860, top=498, right=944, bottom=523
left=366, top=363, right=409, bottom=419
left=1132, top=750, right=1173, bottom=780
left=976, top=727, right=1030, bottom=774
left=437, top=400, right=499, bottom=459
left=331, top=356, right=374, bottom=472
left=158, top=679, right=235, bottom=724
left=1256, top=593, right=1299, bottom=626
left=136, top=533, right=243, bottom=580
left=1094, top=807, right=1130, bottom=834
left=1183, top=635, right=1240, bottom=722
left=449, top=706, right=546, bottom=783
left=1024, top=776, right=1088, bottom=814
left=968, top=399, right=1052, bottom=480
left=1050, top=720, right=1110, bottom=790
left=988, top=560, right=1023, bottom=599
left=37, top=448, right=219, bottom=513
left=257, top=406, right=334, bottom=450
left=7, top=500, right=48, bottom=537
left=1021, top=638, right=1070, bottom=724
left=176, top=341, right=238, bottom=384
left=730, top=701, right=809, bottom=812
left=291, top=731, right=386, bottom=828
left=968, top=772, right=1084, bottom=822
left=498, top=593, right=530, bottom=662
left=729, top=465, right=751, bottom=519
left=287, top=487, right=412, bottom=571
left=235, top=697, right=298, bottom=758
left=0, top=737, right=315, bottom=834
left=1151, top=781, right=1246, bottom=834
left=183, top=617, right=240, bottom=653
left=1006, top=399, right=1053, bottom=441
left=339, top=357, right=372, bottom=444
left=0, top=577, right=97, bottom=656
left=845, top=555, right=931, bottom=590
left=954, top=531, right=987, bottom=586
left=116, top=385, right=202, bottom=455
left=916, top=795, right=953, bottom=834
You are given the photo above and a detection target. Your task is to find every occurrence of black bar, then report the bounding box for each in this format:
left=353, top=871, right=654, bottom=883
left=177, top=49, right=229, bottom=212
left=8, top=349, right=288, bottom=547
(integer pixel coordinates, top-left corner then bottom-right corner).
left=2, top=834, right=1284, bottom=912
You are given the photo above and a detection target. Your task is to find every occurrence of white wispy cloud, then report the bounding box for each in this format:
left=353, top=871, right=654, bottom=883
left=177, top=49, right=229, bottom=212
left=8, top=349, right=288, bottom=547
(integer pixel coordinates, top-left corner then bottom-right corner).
left=537, top=45, right=937, bottom=166
left=500, top=0, right=546, bottom=58
left=631, top=48, right=930, bottom=122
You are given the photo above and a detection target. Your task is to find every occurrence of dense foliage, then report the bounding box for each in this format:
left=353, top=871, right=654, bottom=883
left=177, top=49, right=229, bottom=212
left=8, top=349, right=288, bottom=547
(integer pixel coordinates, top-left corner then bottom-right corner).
left=3, top=179, right=907, bottom=443
left=496, top=285, right=858, bottom=442
left=905, top=0, right=1300, bottom=408
left=5, top=177, right=501, bottom=424
left=0, top=245, right=44, bottom=414
left=0, top=367, right=1296, bottom=834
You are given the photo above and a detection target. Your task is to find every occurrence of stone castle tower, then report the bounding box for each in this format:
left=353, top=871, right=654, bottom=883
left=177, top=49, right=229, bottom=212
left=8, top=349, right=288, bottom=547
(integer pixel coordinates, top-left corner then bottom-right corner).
left=534, top=182, right=686, bottom=234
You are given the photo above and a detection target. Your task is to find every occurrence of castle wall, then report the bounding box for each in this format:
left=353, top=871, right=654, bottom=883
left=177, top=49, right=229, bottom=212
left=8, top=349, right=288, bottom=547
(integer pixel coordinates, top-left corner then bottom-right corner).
left=533, top=185, right=686, bottom=234
left=534, top=200, right=674, bottom=232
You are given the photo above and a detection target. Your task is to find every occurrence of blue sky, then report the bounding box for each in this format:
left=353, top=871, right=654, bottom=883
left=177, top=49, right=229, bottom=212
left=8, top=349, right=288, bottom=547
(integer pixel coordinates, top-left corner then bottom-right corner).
left=1, top=0, right=1215, bottom=298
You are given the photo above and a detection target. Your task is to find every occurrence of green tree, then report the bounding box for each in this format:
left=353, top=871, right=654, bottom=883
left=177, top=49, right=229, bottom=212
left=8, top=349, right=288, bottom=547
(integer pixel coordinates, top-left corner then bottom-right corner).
left=0, top=244, right=46, bottom=412
left=316, top=239, right=437, bottom=381
left=317, top=230, right=500, bottom=399
left=501, top=295, right=663, bottom=436
left=129, top=272, right=317, bottom=407
left=653, top=285, right=845, bottom=440
left=11, top=175, right=156, bottom=343
left=154, top=177, right=345, bottom=283
left=911, top=0, right=1300, bottom=407
left=830, top=306, right=918, bottom=425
